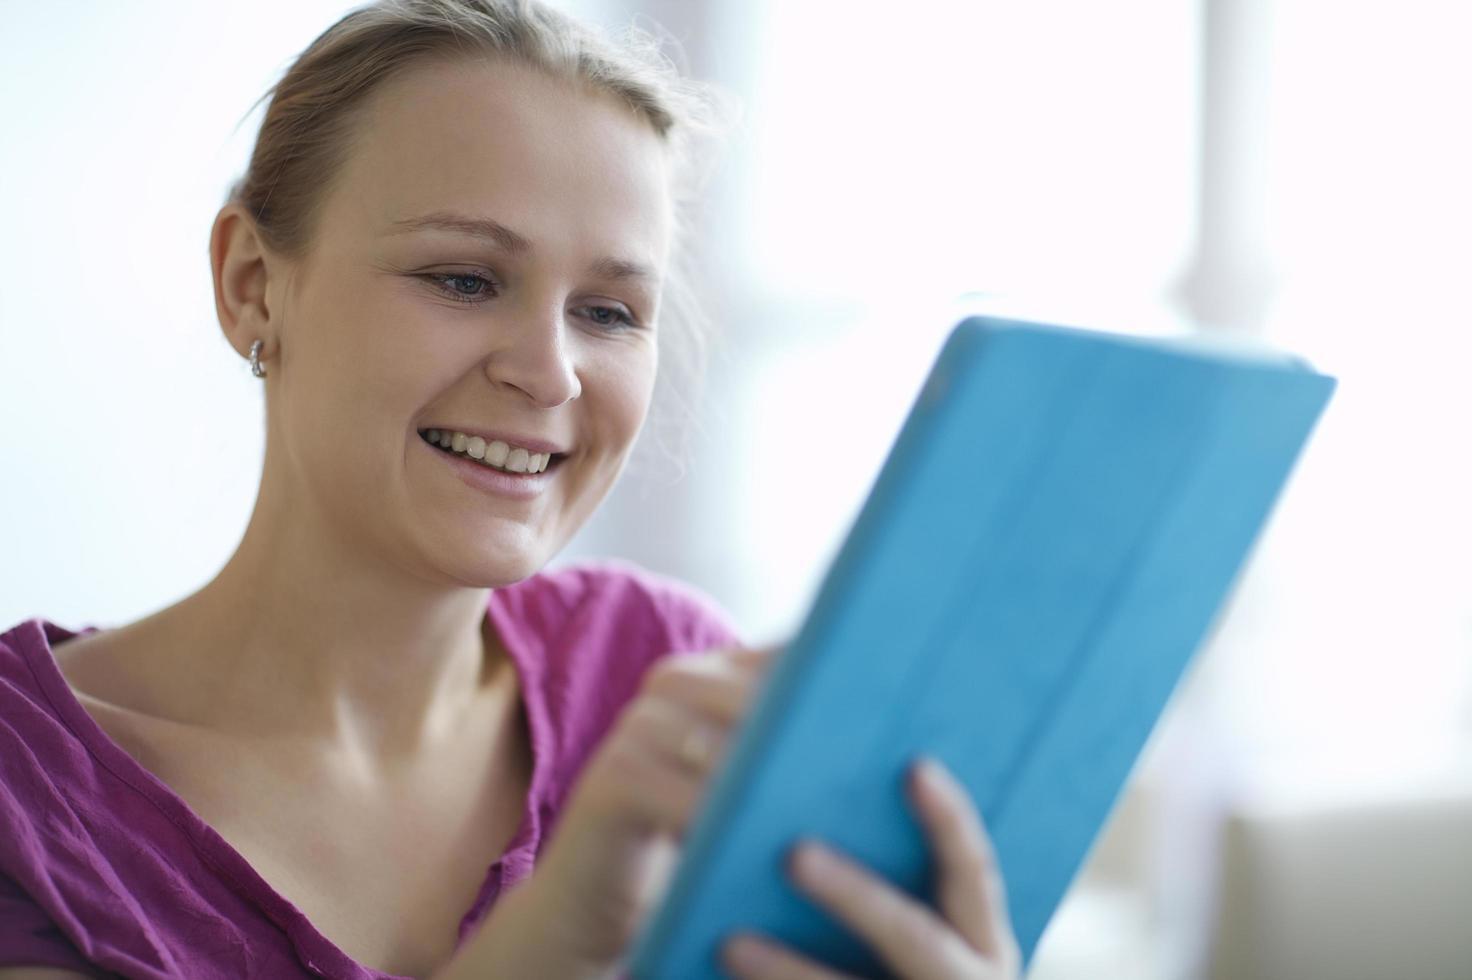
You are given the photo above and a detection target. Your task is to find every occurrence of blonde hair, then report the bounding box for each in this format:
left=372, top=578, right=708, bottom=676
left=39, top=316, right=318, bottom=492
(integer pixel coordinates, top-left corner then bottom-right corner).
left=226, top=0, right=729, bottom=482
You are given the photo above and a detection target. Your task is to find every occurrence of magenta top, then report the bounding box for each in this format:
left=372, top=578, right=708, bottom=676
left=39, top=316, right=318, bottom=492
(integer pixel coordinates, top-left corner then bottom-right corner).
left=0, top=559, right=742, bottom=979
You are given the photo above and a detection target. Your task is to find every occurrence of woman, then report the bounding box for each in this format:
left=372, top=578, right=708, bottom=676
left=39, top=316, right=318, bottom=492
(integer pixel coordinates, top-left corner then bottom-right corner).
left=0, top=2, right=1021, bottom=978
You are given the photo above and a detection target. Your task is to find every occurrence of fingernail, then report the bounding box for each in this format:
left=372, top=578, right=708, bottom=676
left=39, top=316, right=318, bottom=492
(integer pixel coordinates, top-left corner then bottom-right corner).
left=725, top=934, right=778, bottom=972
left=797, top=841, right=837, bottom=876
left=916, top=756, right=949, bottom=790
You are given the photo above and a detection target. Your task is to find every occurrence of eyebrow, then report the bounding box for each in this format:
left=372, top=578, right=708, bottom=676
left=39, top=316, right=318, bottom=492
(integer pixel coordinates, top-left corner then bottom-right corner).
left=389, top=211, right=659, bottom=285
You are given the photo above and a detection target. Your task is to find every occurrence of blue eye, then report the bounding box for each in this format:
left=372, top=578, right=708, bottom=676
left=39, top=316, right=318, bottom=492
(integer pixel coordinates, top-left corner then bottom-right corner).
left=421, top=272, right=640, bottom=330
left=424, top=272, right=498, bottom=304
left=580, top=304, right=639, bottom=330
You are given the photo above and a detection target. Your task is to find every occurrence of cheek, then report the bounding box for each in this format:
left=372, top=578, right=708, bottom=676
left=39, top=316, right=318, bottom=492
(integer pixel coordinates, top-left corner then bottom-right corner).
left=305, top=268, right=461, bottom=402
left=282, top=286, right=445, bottom=465
left=598, top=345, right=658, bottom=440
left=567, top=343, right=656, bottom=485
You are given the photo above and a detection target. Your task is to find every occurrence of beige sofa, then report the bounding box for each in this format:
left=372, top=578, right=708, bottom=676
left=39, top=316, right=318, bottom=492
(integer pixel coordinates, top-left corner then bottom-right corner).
left=1027, top=751, right=1472, bottom=979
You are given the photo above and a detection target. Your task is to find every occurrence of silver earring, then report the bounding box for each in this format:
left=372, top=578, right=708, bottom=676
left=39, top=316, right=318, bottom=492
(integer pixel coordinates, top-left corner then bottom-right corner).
left=248, top=339, right=267, bottom=378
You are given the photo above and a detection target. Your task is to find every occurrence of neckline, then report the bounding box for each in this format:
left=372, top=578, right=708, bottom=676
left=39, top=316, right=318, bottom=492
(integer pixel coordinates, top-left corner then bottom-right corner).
left=11, top=592, right=552, bottom=980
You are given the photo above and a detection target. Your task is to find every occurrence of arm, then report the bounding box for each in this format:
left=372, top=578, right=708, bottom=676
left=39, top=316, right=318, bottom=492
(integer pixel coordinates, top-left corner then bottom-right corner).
left=0, top=970, right=98, bottom=979
left=431, top=646, right=777, bottom=980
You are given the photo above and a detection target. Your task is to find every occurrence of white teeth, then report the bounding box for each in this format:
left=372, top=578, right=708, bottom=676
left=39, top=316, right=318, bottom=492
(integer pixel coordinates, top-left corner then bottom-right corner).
left=423, top=429, right=557, bottom=475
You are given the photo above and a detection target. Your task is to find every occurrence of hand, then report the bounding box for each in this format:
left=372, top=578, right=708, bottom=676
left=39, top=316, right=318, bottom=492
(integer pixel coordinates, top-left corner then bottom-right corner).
left=719, top=758, right=1022, bottom=980
left=447, top=643, right=782, bottom=980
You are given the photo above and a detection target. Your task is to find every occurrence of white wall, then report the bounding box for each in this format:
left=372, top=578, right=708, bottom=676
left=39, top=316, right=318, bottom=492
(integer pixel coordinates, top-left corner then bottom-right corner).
left=0, top=0, right=611, bottom=630
left=1, top=2, right=366, bottom=627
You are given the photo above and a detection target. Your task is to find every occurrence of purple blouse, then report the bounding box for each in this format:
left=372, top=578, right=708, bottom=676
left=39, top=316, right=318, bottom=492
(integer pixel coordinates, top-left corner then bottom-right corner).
left=0, top=559, right=742, bottom=979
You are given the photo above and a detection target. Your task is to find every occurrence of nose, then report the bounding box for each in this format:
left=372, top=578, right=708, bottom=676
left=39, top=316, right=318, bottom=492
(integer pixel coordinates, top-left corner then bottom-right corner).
left=483, top=301, right=582, bottom=407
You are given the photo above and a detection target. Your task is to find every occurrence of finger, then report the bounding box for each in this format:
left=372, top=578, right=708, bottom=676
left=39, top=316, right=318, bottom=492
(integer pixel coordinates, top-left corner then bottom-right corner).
left=721, top=932, right=855, bottom=980
left=588, top=725, right=707, bottom=835
left=726, top=642, right=783, bottom=667
left=786, top=840, right=980, bottom=980
left=908, top=758, right=1020, bottom=966
left=641, top=652, right=764, bottom=726
left=622, top=692, right=731, bottom=775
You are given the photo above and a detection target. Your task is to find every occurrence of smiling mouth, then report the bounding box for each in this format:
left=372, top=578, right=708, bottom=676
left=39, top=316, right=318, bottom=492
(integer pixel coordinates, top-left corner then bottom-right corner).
left=418, top=429, right=567, bottom=475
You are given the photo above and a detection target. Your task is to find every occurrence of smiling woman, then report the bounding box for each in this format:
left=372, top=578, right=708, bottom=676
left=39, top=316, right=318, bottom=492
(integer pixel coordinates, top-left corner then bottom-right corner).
left=230, top=52, right=675, bottom=587
left=0, top=2, right=1020, bottom=980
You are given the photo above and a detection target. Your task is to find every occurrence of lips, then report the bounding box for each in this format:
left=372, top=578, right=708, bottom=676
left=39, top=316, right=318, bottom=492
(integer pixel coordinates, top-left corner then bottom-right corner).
left=417, top=426, right=569, bottom=457
left=419, top=432, right=561, bottom=501
left=420, top=430, right=566, bottom=475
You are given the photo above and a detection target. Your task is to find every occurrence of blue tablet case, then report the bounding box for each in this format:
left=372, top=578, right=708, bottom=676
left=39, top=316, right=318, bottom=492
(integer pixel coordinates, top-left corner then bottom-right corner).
left=626, top=316, right=1336, bottom=978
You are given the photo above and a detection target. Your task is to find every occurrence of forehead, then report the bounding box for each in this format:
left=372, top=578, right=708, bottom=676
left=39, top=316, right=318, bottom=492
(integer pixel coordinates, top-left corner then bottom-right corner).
left=322, top=56, right=673, bottom=260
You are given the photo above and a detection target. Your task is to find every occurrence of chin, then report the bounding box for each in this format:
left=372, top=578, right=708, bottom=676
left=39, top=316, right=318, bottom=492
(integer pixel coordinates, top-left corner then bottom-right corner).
left=444, top=534, right=558, bottom=589
left=479, top=555, right=546, bottom=589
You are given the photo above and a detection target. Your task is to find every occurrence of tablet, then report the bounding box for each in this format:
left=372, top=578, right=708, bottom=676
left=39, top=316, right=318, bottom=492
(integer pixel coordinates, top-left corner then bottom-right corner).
left=626, top=315, right=1336, bottom=978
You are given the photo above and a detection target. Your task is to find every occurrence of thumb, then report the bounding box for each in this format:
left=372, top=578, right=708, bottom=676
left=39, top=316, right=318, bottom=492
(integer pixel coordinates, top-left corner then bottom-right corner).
left=727, top=642, right=785, bottom=669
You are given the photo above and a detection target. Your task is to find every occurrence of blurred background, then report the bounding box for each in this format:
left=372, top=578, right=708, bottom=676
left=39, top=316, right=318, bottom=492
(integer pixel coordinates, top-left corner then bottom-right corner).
left=2, top=1, right=1469, bottom=977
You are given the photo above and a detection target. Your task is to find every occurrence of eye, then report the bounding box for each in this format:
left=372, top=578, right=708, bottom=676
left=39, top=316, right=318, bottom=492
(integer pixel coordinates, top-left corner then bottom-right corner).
left=577, top=303, right=639, bottom=330
left=423, top=271, right=499, bottom=304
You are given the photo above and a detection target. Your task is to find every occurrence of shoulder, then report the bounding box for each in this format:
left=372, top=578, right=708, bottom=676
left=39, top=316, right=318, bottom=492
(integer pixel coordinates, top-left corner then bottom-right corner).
left=0, top=620, right=46, bottom=687
left=0, top=620, right=93, bottom=862
left=0, top=620, right=80, bottom=757
left=504, top=561, right=744, bottom=810
left=0, top=626, right=107, bottom=977
left=505, top=558, right=744, bottom=654
left=573, top=557, right=745, bottom=652
left=0, top=619, right=101, bottom=707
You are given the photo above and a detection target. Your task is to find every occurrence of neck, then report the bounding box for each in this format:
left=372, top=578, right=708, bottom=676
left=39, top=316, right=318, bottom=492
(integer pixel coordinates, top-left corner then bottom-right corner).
left=154, top=465, right=509, bottom=768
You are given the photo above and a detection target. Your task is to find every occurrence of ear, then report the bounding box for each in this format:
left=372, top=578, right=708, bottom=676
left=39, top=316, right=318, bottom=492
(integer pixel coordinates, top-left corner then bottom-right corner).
left=210, top=203, right=288, bottom=368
